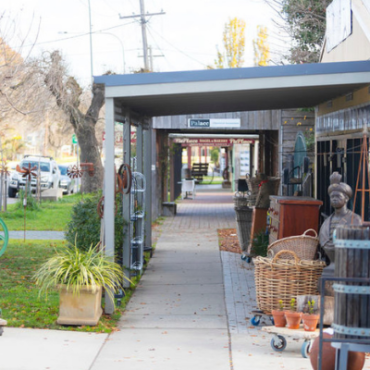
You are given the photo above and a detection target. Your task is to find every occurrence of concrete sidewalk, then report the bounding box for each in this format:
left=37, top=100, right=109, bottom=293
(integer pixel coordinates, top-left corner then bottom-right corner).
left=2, top=188, right=370, bottom=370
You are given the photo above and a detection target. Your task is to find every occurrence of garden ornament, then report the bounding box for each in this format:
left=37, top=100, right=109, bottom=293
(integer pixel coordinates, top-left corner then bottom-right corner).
left=319, top=172, right=361, bottom=266
left=16, top=163, right=37, bottom=241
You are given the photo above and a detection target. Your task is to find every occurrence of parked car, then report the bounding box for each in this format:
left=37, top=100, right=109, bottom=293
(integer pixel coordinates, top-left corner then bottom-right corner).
left=58, top=164, right=75, bottom=195
left=8, top=155, right=60, bottom=198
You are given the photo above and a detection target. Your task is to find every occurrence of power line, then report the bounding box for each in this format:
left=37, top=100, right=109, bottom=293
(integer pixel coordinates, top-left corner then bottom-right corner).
left=147, top=25, right=207, bottom=67
left=22, top=21, right=136, bottom=48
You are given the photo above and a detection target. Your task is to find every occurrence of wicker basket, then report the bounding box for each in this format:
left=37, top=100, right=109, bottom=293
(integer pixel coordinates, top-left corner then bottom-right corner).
left=267, top=229, right=319, bottom=260
left=233, top=196, right=249, bottom=208
left=254, top=250, right=325, bottom=314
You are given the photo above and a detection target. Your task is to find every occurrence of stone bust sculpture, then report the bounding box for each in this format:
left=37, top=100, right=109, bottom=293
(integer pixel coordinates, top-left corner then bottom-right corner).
left=319, top=172, right=362, bottom=266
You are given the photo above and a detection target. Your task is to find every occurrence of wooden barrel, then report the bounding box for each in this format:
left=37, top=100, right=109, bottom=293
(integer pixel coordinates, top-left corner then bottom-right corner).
left=334, top=226, right=370, bottom=340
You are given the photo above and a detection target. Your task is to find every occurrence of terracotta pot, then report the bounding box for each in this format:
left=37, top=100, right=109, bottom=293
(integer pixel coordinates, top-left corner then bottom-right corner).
left=302, top=313, right=319, bottom=331
left=271, top=310, right=286, bottom=327
left=284, top=311, right=302, bottom=329
left=310, top=333, right=365, bottom=370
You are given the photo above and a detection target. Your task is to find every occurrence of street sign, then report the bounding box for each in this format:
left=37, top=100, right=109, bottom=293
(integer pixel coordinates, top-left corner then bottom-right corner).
left=72, top=134, right=78, bottom=145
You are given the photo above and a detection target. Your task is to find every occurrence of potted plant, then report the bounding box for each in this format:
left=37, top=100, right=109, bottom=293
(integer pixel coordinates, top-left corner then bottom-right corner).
left=271, top=299, right=286, bottom=327
left=34, top=242, right=128, bottom=326
left=302, top=300, right=320, bottom=331
left=284, top=298, right=302, bottom=329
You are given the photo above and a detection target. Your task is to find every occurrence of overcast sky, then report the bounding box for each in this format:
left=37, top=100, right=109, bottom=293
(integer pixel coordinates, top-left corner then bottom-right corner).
left=3, top=0, right=289, bottom=87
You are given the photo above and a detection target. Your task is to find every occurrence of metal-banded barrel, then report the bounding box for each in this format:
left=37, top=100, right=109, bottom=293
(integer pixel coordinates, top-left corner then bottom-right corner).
left=333, top=226, right=370, bottom=340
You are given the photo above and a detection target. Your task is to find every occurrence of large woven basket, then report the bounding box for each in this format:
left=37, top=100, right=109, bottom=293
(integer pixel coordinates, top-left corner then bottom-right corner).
left=254, top=250, right=325, bottom=314
left=267, top=229, right=319, bottom=260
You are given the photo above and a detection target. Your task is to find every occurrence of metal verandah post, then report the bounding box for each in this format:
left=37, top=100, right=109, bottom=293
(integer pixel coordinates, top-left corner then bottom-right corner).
left=122, top=110, right=131, bottom=288
left=104, top=97, right=115, bottom=314
left=144, top=125, right=152, bottom=257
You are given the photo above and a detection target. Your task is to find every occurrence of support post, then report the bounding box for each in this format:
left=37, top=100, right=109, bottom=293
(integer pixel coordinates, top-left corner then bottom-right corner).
left=144, top=125, right=152, bottom=256
left=122, top=111, right=131, bottom=288
left=169, top=138, right=175, bottom=201
left=137, top=124, right=143, bottom=174
left=104, top=97, right=115, bottom=314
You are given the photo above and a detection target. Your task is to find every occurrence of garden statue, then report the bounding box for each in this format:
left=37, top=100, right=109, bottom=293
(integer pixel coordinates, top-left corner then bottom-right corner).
left=319, top=172, right=362, bottom=297
left=319, top=172, right=362, bottom=266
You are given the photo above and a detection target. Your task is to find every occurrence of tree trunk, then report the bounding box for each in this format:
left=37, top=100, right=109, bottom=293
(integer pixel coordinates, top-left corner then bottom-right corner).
left=77, top=124, right=103, bottom=193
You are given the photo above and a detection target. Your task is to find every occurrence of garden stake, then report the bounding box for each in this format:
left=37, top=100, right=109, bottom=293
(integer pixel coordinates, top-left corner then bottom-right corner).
left=67, top=163, right=95, bottom=199
left=16, top=163, right=37, bottom=242
left=0, top=162, right=10, bottom=212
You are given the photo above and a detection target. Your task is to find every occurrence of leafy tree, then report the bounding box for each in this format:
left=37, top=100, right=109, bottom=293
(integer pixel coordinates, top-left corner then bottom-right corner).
left=253, top=26, right=270, bottom=66
left=210, top=17, right=246, bottom=68
left=265, top=0, right=331, bottom=63
left=210, top=147, right=219, bottom=165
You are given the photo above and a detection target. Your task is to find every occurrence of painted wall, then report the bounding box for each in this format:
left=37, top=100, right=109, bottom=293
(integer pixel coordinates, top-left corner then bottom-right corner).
left=321, top=0, right=370, bottom=63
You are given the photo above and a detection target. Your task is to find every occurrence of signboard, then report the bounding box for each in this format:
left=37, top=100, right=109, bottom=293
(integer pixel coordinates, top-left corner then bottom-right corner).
left=72, top=134, right=78, bottom=145
left=188, top=118, right=241, bottom=128
left=173, top=137, right=254, bottom=147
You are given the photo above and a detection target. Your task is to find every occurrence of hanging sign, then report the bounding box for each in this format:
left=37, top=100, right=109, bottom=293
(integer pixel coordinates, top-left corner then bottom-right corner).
left=188, top=118, right=241, bottom=128
left=173, top=137, right=254, bottom=146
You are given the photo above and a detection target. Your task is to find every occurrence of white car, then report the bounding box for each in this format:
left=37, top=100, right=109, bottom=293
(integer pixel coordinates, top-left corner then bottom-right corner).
left=8, top=155, right=60, bottom=198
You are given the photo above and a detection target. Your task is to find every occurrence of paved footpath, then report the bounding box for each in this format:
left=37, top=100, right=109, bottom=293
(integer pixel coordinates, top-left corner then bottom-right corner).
left=2, top=187, right=370, bottom=369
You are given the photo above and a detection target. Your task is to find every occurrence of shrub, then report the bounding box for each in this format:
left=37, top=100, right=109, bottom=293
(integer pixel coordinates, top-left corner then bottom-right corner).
left=251, top=231, right=269, bottom=257
left=65, top=191, right=127, bottom=262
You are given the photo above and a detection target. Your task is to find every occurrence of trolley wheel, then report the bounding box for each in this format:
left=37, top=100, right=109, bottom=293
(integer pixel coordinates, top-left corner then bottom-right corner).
left=246, top=256, right=251, bottom=263
left=301, top=341, right=312, bottom=358
left=251, top=315, right=261, bottom=326
left=271, top=335, right=287, bottom=352
left=241, top=254, right=247, bottom=261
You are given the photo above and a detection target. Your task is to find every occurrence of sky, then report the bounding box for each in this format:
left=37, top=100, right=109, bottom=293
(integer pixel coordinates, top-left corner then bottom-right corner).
left=3, top=0, right=289, bottom=88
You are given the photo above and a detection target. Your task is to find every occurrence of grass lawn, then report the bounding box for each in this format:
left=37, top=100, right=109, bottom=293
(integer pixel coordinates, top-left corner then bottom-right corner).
left=0, top=239, right=142, bottom=333
left=199, top=175, right=223, bottom=185
left=1, top=194, right=84, bottom=231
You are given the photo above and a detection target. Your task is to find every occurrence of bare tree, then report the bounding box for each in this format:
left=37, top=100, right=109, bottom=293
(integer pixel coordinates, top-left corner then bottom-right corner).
left=43, top=51, right=104, bottom=193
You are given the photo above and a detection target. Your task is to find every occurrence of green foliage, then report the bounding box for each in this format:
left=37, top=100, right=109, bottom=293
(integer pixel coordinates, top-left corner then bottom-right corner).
left=15, top=190, right=41, bottom=211
left=304, top=128, right=315, bottom=151
left=278, top=299, right=284, bottom=311
left=64, top=192, right=127, bottom=261
left=251, top=231, right=269, bottom=257
left=210, top=147, right=219, bottom=165
left=290, top=297, right=296, bottom=311
left=33, top=242, right=129, bottom=303
left=280, top=0, right=331, bottom=63
left=307, top=299, right=315, bottom=314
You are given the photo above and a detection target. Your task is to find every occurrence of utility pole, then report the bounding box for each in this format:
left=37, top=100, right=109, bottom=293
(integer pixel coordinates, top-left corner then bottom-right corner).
left=139, top=46, right=164, bottom=72
left=119, top=1, right=165, bottom=72
left=139, top=0, right=149, bottom=71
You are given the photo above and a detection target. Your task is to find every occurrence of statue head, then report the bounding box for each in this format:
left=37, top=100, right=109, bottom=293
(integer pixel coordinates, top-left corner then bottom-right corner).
left=328, top=172, right=353, bottom=209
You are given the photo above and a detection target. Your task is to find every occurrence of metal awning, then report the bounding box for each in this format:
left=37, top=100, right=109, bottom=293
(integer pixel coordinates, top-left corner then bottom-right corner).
left=94, top=61, right=370, bottom=117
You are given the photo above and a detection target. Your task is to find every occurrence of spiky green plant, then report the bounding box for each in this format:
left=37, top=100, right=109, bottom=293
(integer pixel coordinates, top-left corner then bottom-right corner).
left=290, top=297, right=296, bottom=312
left=307, top=300, right=315, bottom=314
left=33, top=242, right=129, bottom=304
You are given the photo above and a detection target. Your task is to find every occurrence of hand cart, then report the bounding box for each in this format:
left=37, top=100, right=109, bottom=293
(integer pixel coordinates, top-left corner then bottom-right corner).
left=250, top=310, right=275, bottom=326
left=262, top=326, right=319, bottom=358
